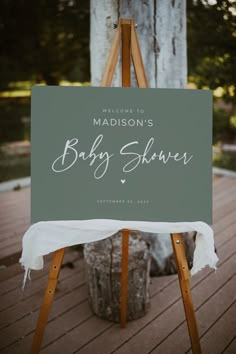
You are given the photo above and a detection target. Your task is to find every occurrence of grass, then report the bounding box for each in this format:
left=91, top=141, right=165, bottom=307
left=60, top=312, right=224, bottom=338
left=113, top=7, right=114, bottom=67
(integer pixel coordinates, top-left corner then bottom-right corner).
left=0, top=80, right=90, bottom=98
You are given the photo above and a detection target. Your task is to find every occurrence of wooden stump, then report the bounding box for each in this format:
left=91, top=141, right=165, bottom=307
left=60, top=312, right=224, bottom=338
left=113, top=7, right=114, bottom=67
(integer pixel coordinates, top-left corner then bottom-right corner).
left=84, top=231, right=151, bottom=322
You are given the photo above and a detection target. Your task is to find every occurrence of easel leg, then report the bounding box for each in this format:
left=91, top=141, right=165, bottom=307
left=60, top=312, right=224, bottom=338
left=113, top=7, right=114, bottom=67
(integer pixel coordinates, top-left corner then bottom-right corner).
left=120, top=229, right=129, bottom=328
left=171, top=233, right=202, bottom=354
left=30, top=248, right=65, bottom=354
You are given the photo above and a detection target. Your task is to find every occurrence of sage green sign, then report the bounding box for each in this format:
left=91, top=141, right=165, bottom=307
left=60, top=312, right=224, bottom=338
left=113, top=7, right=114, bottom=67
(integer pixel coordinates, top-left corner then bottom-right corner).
left=31, top=86, right=212, bottom=224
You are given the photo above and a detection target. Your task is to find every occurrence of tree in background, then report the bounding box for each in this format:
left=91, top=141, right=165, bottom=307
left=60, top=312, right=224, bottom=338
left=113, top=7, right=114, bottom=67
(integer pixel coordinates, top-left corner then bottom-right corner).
left=0, top=0, right=90, bottom=87
left=188, top=0, right=236, bottom=103
left=0, top=0, right=235, bottom=97
left=187, top=0, right=236, bottom=145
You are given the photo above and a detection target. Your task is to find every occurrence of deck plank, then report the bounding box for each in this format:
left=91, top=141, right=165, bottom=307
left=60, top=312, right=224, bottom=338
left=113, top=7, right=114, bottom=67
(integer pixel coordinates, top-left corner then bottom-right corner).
left=223, top=337, right=236, bottom=354
left=0, top=188, right=30, bottom=263
left=30, top=237, right=236, bottom=354
left=0, top=254, right=84, bottom=329
left=150, top=259, right=236, bottom=354
left=0, top=266, right=86, bottom=351
left=0, top=176, right=236, bottom=354
left=0, top=250, right=81, bottom=294
left=200, top=302, right=236, bottom=354
left=71, top=241, right=236, bottom=354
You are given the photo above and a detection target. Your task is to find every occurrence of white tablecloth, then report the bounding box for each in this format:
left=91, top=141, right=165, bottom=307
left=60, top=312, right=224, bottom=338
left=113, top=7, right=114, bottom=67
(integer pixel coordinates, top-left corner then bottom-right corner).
left=20, top=219, right=218, bottom=287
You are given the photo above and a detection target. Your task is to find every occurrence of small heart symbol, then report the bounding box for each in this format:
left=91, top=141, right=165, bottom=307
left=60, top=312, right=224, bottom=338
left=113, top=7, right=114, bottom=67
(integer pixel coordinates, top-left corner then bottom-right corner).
left=121, top=179, right=126, bottom=184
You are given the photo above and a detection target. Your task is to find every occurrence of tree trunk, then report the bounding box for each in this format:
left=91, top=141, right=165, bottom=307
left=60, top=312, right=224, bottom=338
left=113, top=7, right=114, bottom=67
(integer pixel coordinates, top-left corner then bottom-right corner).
left=84, top=232, right=151, bottom=322
left=90, top=0, right=187, bottom=88
left=90, top=0, right=119, bottom=87
left=156, top=0, right=187, bottom=88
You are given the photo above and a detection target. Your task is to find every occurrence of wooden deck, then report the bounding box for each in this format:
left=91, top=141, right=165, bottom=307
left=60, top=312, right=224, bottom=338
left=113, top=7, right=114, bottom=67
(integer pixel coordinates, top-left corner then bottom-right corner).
left=0, top=176, right=236, bottom=354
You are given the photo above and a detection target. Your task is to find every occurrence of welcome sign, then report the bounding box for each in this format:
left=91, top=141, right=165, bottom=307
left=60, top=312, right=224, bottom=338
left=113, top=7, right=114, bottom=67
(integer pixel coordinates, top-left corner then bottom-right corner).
left=31, top=87, right=212, bottom=224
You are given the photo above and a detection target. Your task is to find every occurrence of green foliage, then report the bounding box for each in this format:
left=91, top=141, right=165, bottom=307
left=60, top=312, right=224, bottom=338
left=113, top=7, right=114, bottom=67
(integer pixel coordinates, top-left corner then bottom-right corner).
left=187, top=0, right=236, bottom=100
left=0, top=0, right=90, bottom=87
left=230, top=114, right=236, bottom=128
left=0, top=98, right=30, bottom=143
left=1, top=0, right=235, bottom=98
left=0, top=152, right=30, bottom=183
left=213, top=151, right=236, bottom=171
left=213, top=106, right=236, bottom=143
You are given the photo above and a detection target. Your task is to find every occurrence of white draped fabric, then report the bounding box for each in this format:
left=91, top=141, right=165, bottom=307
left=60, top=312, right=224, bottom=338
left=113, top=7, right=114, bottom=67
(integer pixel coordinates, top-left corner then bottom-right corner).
left=20, top=219, right=219, bottom=288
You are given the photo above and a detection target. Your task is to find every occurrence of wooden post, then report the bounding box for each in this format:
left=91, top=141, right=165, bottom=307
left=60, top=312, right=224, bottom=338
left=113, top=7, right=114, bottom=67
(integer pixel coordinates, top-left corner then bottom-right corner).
left=30, top=248, right=65, bottom=354
left=171, top=233, right=202, bottom=354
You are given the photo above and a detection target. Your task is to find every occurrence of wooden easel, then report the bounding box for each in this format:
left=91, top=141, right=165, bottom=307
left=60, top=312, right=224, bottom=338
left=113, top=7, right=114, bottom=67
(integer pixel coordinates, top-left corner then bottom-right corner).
left=30, top=18, right=202, bottom=354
